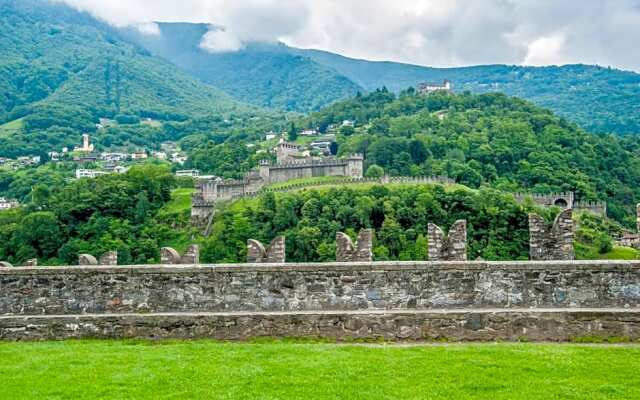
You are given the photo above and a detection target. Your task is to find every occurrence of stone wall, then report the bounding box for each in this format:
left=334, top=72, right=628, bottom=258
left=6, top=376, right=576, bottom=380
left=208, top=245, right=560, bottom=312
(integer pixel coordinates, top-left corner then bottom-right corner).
left=427, top=220, right=467, bottom=261
left=3, top=261, right=640, bottom=315
left=529, top=209, right=574, bottom=260
left=2, top=260, right=640, bottom=341
left=2, top=310, right=637, bottom=342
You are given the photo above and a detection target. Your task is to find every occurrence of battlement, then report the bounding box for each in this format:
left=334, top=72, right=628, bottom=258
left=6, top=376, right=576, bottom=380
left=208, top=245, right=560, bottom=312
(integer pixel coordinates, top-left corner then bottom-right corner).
left=513, top=191, right=606, bottom=216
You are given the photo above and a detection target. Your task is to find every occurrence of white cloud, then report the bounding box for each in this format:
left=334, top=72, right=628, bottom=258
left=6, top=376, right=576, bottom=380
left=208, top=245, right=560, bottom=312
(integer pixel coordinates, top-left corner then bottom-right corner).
left=524, top=34, right=567, bottom=66
left=136, top=22, right=161, bottom=36
left=200, top=28, right=244, bottom=53
left=56, top=0, right=640, bottom=72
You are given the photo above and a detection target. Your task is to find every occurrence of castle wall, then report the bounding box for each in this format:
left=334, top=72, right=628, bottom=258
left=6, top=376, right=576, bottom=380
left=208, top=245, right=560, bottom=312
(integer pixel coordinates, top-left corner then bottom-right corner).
left=2, top=261, right=640, bottom=341
left=266, top=162, right=350, bottom=184
left=3, top=261, right=640, bottom=315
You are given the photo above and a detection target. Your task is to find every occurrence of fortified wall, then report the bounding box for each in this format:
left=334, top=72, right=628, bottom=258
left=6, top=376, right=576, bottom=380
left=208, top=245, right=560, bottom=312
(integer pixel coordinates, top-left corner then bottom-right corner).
left=191, top=154, right=364, bottom=220
left=1, top=261, right=639, bottom=342
left=513, top=192, right=607, bottom=216
left=2, top=209, right=639, bottom=342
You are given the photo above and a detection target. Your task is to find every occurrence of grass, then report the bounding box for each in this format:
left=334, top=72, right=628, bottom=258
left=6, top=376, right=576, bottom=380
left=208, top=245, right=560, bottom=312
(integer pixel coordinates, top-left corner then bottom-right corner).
left=266, top=175, right=352, bottom=190
left=0, top=117, right=23, bottom=137
left=159, top=188, right=194, bottom=215
left=0, top=341, right=639, bottom=399
left=576, top=244, right=640, bottom=260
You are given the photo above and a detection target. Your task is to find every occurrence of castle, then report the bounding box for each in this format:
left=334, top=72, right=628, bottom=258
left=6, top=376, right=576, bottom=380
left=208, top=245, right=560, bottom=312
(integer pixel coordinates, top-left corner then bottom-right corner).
left=191, top=142, right=363, bottom=220
left=513, top=191, right=607, bottom=217
left=417, top=80, right=452, bottom=94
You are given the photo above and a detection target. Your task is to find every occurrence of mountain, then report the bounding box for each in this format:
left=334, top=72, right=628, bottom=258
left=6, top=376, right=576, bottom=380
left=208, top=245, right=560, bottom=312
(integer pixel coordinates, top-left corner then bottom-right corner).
left=292, top=47, right=640, bottom=135
left=121, top=20, right=640, bottom=134
left=0, top=0, right=251, bottom=155
left=119, top=23, right=362, bottom=112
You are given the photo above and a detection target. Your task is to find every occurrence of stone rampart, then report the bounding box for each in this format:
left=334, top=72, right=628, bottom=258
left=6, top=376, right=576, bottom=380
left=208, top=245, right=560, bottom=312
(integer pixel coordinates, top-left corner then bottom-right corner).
left=2, top=260, right=640, bottom=341
left=3, top=260, right=640, bottom=315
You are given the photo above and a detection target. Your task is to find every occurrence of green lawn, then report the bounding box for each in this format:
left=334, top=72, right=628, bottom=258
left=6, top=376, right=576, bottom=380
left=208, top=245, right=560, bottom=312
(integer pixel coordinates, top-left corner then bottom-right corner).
left=1, top=341, right=639, bottom=399
left=159, top=188, right=194, bottom=215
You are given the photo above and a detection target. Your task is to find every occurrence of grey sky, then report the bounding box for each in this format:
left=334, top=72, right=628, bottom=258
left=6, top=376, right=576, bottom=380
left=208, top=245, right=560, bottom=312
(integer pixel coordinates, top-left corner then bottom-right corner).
left=58, top=0, right=640, bottom=71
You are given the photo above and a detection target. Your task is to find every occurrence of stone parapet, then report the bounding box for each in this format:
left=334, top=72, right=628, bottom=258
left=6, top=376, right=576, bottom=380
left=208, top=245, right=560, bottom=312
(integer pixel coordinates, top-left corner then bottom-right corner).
left=2, top=260, right=640, bottom=316
left=336, top=230, right=373, bottom=262
left=529, top=209, right=575, bottom=260
left=427, top=220, right=467, bottom=261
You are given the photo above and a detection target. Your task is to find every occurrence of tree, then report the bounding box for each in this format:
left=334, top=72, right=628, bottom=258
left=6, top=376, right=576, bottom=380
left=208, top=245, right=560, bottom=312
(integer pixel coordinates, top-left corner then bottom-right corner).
left=288, top=122, right=298, bottom=142
left=365, top=165, right=385, bottom=178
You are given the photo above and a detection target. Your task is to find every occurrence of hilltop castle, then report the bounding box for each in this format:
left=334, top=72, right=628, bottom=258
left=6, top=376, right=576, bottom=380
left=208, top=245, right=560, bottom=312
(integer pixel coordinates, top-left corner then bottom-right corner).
left=192, top=143, right=363, bottom=220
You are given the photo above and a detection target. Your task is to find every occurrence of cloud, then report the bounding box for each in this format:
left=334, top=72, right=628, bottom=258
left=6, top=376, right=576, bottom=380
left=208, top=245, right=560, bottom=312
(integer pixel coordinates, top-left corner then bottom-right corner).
left=56, top=0, right=640, bottom=71
left=200, top=28, right=244, bottom=53
left=523, top=34, right=567, bottom=66
left=136, top=22, right=161, bottom=36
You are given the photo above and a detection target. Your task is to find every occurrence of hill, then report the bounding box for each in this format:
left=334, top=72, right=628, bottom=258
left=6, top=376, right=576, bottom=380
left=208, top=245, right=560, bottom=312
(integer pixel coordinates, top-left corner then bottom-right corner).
left=119, top=23, right=362, bottom=112
left=293, top=47, right=640, bottom=135
left=119, top=20, right=640, bottom=134
left=290, top=90, right=640, bottom=225
left=0, top=0, right=251, bottom=156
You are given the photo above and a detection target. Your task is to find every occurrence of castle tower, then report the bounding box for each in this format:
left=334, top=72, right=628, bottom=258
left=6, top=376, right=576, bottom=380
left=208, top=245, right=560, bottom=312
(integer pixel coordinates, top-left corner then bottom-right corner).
left=276, top=141, right=301, bottom=163
left=259, top=159, right=271, bottom=182
left=345, top=154, right=364, bottom=178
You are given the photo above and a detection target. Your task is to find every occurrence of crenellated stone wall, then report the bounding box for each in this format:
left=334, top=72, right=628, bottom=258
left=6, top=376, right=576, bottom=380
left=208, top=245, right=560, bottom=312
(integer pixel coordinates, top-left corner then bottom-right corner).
left=529, top=209, right=574, bottom=260
left=427, top=220, right=467, bottom=261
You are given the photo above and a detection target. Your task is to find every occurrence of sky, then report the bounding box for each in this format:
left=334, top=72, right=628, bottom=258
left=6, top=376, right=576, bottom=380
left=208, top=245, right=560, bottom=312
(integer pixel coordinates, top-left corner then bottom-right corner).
left=57, top=0, right=640, bottom=71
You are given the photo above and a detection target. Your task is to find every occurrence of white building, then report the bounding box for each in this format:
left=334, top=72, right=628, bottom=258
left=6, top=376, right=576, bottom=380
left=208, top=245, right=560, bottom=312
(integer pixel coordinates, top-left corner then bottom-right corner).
left=299, top=129, right=318, bottom=136
left=342, top=120, right=354, bottom=127
left=74, top=134, right=94, bottom=153
left=101, top=152, right=128, bottom=162
left=0, top=197, right=19, bottom=210
left=417, top=80, right=452, bottom=94
left=176, top=169, right=200, bottom=177
left=151, top=151, right=167, bottom=160
left=75, top=169, right=109, bottom=179
left=171, top=153, right=188, bottom=165
left=131, top=151, right=148, bottom=160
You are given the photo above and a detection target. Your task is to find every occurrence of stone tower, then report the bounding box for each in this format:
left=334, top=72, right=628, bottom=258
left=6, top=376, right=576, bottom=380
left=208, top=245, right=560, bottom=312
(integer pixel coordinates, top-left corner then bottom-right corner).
left=345, top=154, right=364, bottom=178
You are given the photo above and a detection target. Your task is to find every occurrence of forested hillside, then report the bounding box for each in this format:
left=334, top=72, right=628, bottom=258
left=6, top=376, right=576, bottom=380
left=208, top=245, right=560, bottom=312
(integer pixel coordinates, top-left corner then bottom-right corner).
left=0, top=0, right=252, bottom=156
left=120, top=20, right=640, bottom=134
left=289, top=47, right=640, bottom=135
left=292, top=90, right=640, bottom=225
left=120, top=24, right=361, bottom=112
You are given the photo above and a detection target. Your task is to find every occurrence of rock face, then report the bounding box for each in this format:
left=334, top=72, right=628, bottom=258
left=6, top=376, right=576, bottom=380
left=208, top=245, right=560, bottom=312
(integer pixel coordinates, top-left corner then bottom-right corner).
left=336, top=230, right=373, bottom=262
left=529, top=209, right=574, bottom=260
left=2, top=310, right=638, bottom=342
left=427, top=220, right=467, bottom=261
left=247, top=237, right=286, bottom=263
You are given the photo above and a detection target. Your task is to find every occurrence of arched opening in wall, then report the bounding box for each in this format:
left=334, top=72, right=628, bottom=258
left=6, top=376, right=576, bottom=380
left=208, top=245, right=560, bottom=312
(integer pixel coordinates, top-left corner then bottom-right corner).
left=554, top=198, right=568, bottom=208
